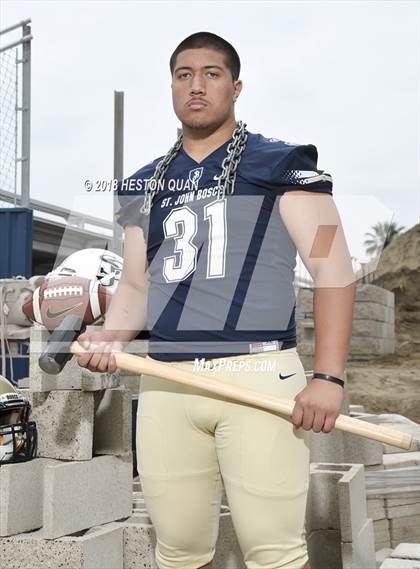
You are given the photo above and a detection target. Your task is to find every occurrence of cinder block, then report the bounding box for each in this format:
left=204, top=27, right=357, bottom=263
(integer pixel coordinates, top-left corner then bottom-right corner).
left=374, top=518, right=390, bottom=534
left=118, top=374, right=141, bottom=397
left=349, top=336, right=395, bottom=355
left=0, top=458, right=59, bottom=536
left=375, top=532, right=391, bottom=546
left=391, top=542, right=420, bottom=552
left=389, top=515, right=420, bottom=530
left=296, top=288, right=314, bottom=314
left=386, top=503, right=420, bottom=519
left=375, top=540, right=392, bottom=551
left=297, top=341, right=314, bottom=356
left=92, top=516, right=158, bottom=569
left=351, top=319, right=395, bottom=339
left=41, top=454, right=132, bottom=538
left=309, top=430, right=344, bottom=464
left=375, top=531, right=391, bottom=548
left=342, top=518, right=376, bottom=569
left=93, top=387, right=132, bottom=455
left=353, top=303, right=394, bottom=322
left=344, top=431, right=384, bottom=466
left=349, top=404, right=366, bottom=414
left=367, top=498, right=387, bottom=521
left=356, top=285, right=394, bottom=307
left=309, top=427, right=383, bottom=466
left=307, top=529, right=342, bottom=569
left=391, top=527, right=420, bottom=543
left=337, top=464, right=371, bottom=542
left=307, top=463, right=371, bottom=543
left=386, top=496, right=420, bottom=508
left=28, top=390, right=95, bottom=460
left=381, top=557, right=420, bottom=568
left=0, top=525, right=123, bottom=569
left=376, top=548, right=394, bottom=566
left=390, top=543, right=420, bottom=560
left=383, top=452, right=420, bottom=469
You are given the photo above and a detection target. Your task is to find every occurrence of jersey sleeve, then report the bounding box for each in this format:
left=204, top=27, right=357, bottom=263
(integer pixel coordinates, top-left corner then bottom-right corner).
left=115, top=157, right=162, bottom=229
left=115, top=177, right=146, bottom=230
left=273, top=143, right=333, bottom=195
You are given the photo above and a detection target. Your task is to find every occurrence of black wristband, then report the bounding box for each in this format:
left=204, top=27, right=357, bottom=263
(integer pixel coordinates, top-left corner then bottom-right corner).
left=312, top=372, right=344, bottom=387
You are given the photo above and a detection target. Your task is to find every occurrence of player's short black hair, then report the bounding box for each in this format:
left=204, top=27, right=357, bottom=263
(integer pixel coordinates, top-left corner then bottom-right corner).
left=170, top=32, right=241, bottom=82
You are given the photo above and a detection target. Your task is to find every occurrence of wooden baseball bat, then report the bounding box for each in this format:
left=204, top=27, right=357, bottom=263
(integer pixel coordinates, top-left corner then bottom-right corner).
left=70, top=342, right=412, bottom=451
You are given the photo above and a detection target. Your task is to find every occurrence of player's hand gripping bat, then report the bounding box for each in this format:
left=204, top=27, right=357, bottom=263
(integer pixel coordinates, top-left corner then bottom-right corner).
left=39, top=316, right=413, bottom=451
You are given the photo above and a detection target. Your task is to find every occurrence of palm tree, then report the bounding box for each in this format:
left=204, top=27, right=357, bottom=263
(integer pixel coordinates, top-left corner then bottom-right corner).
left=363, top=220, right=405, bottom=258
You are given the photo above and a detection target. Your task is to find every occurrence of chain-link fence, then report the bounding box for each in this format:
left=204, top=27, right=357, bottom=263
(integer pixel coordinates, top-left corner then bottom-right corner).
left=0, top=47, right=18, bottom=202
left=0, top=19, right=32, bottom=208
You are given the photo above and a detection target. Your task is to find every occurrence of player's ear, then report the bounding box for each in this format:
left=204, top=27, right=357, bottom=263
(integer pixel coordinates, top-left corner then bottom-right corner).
left=233, top=79, right=243, bottom=100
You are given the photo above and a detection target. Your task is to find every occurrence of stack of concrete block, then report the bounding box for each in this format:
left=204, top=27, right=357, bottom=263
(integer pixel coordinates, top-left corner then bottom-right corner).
left=296, top=283, right=395, bottom=366
left=351, top=411, right=420, bottom=553
left=306, top=462, right=376, bottom=569
left=0, top=324, right=133, bottom=568
left=379, top=543, right=420, bottom=568
left=307, top=403, right=420, bottom=563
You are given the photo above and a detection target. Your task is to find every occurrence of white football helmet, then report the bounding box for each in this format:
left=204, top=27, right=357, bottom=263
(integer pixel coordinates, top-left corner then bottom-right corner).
left=46, top=249, right=123, bottom=294
left=0, top=376, right=37, bottom=464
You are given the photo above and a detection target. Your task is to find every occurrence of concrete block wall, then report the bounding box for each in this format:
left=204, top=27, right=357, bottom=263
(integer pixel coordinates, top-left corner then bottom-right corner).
left=367, top=488, right=420, bottom=550
left=296, top=284, right=395, bottom=363
left=349, top=410, right=420, bottom=550
left=0, top=322, right=135, bottom=567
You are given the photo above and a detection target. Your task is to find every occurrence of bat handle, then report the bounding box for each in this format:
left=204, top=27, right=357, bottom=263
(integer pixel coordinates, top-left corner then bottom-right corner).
left=335, top=414, right=412, bottom=450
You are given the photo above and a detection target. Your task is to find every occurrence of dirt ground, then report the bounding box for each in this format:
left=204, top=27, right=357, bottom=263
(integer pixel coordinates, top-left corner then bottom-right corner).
left=346, top=351, right=420, bottom=423
left=346, top=224, right=420, bottom=424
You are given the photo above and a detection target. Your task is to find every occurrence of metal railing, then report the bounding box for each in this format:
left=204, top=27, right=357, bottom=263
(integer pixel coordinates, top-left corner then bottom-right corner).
left=0, top=187, right=112, bottom=233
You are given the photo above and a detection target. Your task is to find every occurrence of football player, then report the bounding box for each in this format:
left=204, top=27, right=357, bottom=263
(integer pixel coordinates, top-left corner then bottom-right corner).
left=77, top=32, right=355, bottom=569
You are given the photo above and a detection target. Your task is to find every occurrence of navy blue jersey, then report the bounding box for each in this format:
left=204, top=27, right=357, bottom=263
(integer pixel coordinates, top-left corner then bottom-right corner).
left=116, top=131, right=333, bottom=361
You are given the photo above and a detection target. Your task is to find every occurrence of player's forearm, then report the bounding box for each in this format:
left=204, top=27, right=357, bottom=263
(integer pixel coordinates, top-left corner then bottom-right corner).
left=312, top=282, right=356, bottom=379
left=102, top=280, right=148, bottom=346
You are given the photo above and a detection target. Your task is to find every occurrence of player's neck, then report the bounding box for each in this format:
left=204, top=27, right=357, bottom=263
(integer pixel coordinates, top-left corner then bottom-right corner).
left=181, top=118, right=237, bottom=164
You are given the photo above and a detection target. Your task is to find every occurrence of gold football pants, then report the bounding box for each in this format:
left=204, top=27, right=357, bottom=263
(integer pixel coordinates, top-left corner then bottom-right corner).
left=136, top=347, right=311, bottom=569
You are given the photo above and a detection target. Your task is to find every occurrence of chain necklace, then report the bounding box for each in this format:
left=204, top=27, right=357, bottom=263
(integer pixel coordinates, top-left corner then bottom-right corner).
left=140, top=120, right=248, bottom=215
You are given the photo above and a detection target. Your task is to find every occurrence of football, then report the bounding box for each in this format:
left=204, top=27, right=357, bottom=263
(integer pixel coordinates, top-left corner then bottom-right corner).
left=22, top=276, right=112, bottom=330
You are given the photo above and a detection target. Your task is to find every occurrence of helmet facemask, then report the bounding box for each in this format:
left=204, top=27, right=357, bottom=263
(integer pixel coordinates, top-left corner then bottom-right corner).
left=0, top=381, right=37, bottom=464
